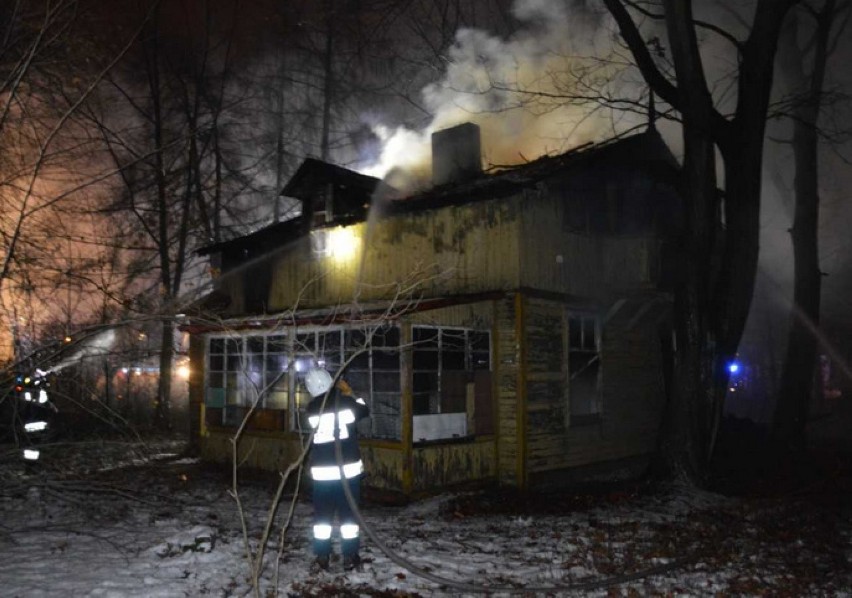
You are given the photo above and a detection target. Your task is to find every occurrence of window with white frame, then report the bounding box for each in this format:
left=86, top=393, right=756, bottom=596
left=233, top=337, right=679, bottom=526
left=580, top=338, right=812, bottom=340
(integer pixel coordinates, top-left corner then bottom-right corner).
left=205, top=325, right=401, bottom=438
left=206, top=334, right=289, bottom=427
left=412, top=326, right=492, bottom=442
left=567, top=313, right=601, bottom=425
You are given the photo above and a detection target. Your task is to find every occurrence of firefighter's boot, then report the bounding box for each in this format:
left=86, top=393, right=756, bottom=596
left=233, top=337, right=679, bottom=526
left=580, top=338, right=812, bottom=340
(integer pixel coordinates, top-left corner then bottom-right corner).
left=311, top=555, right=330, bottom=573
left=343, top=553, right=361, bottom=572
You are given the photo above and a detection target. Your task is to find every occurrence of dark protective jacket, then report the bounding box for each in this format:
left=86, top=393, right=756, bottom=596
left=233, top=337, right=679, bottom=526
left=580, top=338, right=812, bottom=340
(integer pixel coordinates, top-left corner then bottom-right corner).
left=306, top=389, right=369, bottom=480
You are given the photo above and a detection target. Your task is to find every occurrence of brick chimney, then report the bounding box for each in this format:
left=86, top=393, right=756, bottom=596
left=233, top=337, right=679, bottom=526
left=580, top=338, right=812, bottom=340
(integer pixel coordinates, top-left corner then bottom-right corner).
left=431, top=122, right=482, bottom=187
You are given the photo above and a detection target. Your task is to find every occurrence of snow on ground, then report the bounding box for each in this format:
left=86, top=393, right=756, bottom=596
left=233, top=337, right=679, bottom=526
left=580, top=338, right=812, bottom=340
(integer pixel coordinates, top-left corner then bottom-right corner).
left=1, top=437, right=850, bottom=597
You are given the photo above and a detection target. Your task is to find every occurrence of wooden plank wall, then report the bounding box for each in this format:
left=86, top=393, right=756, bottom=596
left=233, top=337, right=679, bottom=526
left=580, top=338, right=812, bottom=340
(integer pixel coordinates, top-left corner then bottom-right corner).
left=410, top=439, right=496, bottom=492
left=265, top=198, right=522, bottom=312
left=523, top=295, right=668, bottom=475
left=518, top=189, right=660, bottom=298
left=494, top=294, right=522, bottom=486
left=201, top=430, right=305, bottom=473
left=523, top=297, right=569, bottom=474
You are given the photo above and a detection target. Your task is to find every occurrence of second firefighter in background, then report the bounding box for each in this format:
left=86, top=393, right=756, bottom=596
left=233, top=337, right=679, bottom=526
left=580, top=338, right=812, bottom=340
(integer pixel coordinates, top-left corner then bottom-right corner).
left=304, top=368, right=369, bottom=572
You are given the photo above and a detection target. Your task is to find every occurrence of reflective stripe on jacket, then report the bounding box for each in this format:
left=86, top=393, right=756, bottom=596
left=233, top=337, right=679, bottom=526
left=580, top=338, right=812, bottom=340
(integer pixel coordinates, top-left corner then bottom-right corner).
left=306, top=390, right=369, bottom=480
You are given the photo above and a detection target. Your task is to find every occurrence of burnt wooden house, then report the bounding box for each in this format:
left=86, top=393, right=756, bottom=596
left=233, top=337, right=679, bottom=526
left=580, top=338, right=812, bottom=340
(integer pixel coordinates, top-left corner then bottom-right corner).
left=185, top=123, right=682, bottom=498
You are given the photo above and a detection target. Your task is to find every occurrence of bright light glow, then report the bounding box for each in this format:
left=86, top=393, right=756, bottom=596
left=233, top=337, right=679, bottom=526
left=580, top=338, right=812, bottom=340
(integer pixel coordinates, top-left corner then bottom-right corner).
left=38, top=390, right=48, bottom=404
left=177, top=365, right=190, bottom=380
left=24, top=391, right=33, bottom=402
left=121, top=367, right=129, bottom=374
left=728, top=362, right=740, bottom=374
left=25, top=421, right=48, bottom=432
left=326, top=227, right=359, bottom=262
left=23, top=449, right=40, bottom=460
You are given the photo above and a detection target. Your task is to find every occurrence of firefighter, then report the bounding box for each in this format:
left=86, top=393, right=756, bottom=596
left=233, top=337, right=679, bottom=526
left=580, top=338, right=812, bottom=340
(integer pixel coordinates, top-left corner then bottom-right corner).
left=304, top=367, right=369, bottom=572
left=16, top=372, right=57, bottom=464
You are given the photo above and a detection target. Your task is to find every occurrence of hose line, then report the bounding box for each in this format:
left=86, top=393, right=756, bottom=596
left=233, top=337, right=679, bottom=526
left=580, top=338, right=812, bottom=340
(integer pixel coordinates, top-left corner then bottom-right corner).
left=332, top=430, right=690, bottom=594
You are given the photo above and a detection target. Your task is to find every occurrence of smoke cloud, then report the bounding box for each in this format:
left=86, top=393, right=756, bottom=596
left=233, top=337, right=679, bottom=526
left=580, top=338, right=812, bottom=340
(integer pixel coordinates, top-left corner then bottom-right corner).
left=361, top=0, right=641, bottom=191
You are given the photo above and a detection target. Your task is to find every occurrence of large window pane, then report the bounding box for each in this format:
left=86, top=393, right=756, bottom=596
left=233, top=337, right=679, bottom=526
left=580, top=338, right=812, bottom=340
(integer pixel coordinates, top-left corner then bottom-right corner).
left=373, top=349, right=399, bottom=370
left=373, top=371, right=400, bottom=392
left=373, top=326, right=399, bottom=348
left=247, top=337, right=264, bottom=354
left=411, top=325, right=491, bottom=440
left=413, top=350, right=438, bottom=370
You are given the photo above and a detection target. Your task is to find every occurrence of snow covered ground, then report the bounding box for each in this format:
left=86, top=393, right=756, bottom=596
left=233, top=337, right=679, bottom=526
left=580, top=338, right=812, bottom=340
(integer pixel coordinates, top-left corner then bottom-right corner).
left=1, top=437, right=850, bottom=597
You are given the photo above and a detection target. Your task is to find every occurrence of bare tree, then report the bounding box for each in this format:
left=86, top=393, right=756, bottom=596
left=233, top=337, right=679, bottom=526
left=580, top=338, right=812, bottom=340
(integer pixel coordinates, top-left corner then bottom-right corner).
left=83, top=0, right=263, bottom=426
left=773, top=0, right=851, bottom=444
left=602, top=0, right=800, bottom=482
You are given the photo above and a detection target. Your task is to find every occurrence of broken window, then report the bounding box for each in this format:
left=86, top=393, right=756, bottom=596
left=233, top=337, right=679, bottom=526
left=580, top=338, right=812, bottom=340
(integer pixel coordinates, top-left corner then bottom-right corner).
left=567, top=313, right=601, bottom=426
left=412, top=326, right=492, bottom=442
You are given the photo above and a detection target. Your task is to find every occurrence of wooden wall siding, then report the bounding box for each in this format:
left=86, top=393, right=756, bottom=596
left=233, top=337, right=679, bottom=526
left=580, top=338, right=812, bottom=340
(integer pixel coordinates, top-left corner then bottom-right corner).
left=200, top=430, right=305, bottom=473
left=406, top=301, right=493, bottom=329
left=410, top=440, right=496, bottom=492
left=518, top=191, right=661, bottom=299
left=524, top=295, right=668, bottom=475
left=360, top=444, right=405, bottom=491
left=523, top=297, right=569, bottom=469
left=266, top=198, right=522, bottom=312
left=494, top=294, right=521, bottom=486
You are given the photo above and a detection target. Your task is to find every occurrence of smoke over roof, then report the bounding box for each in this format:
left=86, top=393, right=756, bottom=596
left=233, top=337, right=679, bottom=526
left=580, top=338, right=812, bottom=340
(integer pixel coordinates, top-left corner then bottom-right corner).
left=360, top=0, right=645, bottom=193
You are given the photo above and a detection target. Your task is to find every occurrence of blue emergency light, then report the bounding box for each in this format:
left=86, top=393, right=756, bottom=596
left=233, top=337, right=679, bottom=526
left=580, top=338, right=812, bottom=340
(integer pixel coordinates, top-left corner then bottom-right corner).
left=728, top=362, right=740, bottom=374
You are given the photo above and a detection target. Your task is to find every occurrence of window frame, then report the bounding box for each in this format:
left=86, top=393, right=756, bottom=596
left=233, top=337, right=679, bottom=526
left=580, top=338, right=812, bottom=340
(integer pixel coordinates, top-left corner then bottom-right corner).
left=566, top=312, right=602, bottom=426
left=411, top=325, right=492, bottom=443
left=205, top=332, right=290, bottom=427
left=204, top=324, right=402, bottom=437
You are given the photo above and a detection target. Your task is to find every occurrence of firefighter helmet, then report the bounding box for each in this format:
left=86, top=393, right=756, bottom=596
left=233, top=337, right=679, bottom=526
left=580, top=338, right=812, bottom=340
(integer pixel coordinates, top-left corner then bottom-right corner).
left=305, top=368, right=333, bottom=397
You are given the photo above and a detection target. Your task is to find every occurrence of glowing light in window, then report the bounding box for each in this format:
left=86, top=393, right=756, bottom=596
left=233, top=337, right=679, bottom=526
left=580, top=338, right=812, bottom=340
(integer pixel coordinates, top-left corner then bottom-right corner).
left=323, top=227, right=359, bottom=262
left=312, top=226, right=361, bottom=263
left=177, top=364, right=190, bottom=380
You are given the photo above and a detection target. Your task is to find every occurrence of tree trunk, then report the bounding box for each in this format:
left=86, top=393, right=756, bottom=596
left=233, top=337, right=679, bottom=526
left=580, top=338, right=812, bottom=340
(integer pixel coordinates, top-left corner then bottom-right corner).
left=660, top=0, right=720, bottom=482
left=604, top=0, right=798, bottom=483
left=773, top=2, right=833, bottom=444
left=156, top=319, right=173, bottom=427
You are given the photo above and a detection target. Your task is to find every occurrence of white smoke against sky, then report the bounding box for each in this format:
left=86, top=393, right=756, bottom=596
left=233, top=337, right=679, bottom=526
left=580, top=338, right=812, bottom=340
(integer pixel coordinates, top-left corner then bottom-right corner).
left=361, top=0, right=638, bottom=187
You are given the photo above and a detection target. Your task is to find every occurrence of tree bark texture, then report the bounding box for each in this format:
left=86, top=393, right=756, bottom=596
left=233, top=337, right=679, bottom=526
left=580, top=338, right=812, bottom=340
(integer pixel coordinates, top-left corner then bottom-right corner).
left=774, top=1, right=835, bottom=444
left=604, top=0, right=798, bottom=483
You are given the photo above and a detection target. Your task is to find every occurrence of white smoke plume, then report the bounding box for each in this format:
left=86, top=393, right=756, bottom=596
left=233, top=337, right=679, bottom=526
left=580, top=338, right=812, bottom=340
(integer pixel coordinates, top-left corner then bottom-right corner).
left=362, top=0, right=640, bottom=190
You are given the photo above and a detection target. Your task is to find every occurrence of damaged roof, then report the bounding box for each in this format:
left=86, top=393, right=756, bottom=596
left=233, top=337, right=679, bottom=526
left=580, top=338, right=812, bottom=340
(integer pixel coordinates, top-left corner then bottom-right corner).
left=198, top=128, right=678, bottom=257
left=281, top=157, right=385, bottom=202
left=386, top=127, right=678, bottom=214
